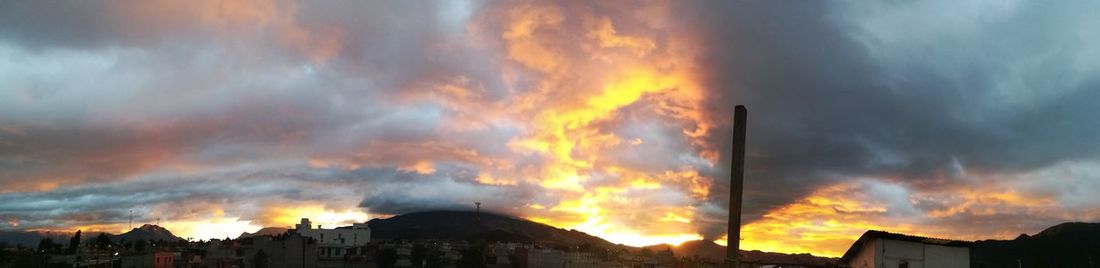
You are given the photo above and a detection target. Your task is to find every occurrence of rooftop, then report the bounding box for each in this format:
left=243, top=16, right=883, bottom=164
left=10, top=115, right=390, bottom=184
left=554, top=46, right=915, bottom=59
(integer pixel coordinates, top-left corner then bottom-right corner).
left=839, top=230, right=973, bottom=263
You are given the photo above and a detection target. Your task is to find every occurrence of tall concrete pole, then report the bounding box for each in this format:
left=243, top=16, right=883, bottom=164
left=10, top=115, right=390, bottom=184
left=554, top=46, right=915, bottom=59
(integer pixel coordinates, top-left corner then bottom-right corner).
left=726, top=105, right=747, bottom=268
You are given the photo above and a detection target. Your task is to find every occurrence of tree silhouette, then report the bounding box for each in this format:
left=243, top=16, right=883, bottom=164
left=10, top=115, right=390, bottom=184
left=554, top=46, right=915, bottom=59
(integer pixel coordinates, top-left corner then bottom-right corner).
left=94, top=233, right=111, bottom=251
left=67, top=230, right=82, bottom=254
left=37, top=238, right=59, bottom=254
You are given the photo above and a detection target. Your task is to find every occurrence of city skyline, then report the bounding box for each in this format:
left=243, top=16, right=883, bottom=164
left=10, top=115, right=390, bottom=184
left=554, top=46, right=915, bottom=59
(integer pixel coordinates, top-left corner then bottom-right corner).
left=3, top=1, right=1100, bottom=258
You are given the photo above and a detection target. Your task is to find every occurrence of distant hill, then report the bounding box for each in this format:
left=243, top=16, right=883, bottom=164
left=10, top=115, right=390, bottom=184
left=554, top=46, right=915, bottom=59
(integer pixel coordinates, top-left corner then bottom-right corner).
left=237, top=227, right=289, bottom=239
left=367, top=210, right=619, bottom=249
left=0, top=230, right=74, bottom=247
left=114, top=224, right=184, bottom=243
left=972, top=222, right=1100, bottom=268
left=0, top=224, right=182, bottom=248
left=644, top=240, right=836, bottom=266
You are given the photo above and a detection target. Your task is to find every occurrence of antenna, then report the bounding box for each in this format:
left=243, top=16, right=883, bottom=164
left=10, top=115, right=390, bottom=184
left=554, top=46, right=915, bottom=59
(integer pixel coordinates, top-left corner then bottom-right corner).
left=475, top=202, right=482, bottom=222
left=129, top=210, right=133, bottom=230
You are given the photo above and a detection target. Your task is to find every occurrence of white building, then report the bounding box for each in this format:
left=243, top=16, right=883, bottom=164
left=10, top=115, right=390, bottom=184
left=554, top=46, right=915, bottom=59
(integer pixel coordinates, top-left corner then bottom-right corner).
left=841, top=230, right=972, bottom=268
left=294, top=218, right=371, bottom=259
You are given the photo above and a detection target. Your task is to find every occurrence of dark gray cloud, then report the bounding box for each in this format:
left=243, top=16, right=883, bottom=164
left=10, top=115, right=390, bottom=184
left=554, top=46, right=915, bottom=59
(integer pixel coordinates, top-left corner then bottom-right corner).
left=690, top=0, right=1100, bottom=238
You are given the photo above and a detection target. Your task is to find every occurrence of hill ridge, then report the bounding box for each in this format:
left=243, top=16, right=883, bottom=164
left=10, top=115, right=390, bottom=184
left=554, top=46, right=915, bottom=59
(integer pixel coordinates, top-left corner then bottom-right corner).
left=366, top=210, right=617, bottom=248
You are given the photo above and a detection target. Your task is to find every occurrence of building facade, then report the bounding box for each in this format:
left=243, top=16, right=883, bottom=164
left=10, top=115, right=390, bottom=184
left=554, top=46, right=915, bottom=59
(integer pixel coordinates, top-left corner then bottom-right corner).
left=294, top=218, right=371, bottom=258
left=841, top=230, right=971, bottom=268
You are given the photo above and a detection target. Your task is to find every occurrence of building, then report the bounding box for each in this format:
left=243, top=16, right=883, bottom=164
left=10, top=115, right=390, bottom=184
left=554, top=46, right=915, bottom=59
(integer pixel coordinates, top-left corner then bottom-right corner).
left=119, top=254, right=153, bottom=268
left=526, top=248, right=565, bottom=268
left=203, top=239, right=243, bottom=268
left=294, top=218, right=371, bottom=259
left=239, top=233, right=320, bottom=268
left=840, top=230, right=972, bottom=268
left=120, top=250, right=176, bottom=268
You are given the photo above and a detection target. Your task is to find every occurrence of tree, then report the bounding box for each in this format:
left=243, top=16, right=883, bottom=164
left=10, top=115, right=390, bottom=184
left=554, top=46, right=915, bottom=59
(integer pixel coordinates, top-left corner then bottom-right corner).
left=37, top=238, right=59, bottom=254
left=94, top=233, right=111, bottom=251
left=374, top=248, right=398, bottom=268
left=67, top=230, right=82, bottom=254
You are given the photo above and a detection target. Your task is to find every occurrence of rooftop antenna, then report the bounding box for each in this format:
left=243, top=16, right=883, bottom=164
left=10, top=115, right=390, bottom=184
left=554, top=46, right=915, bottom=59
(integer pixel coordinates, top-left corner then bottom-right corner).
left=475, top=202, right=482, bottom=222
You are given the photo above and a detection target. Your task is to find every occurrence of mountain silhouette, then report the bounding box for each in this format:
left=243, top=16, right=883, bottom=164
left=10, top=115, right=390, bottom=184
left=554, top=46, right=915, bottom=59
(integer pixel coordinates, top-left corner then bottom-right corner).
left=237, top=227, right=289, bottom=239
left=366, top=210, right=617, bottom=249
left=972, top=222, right=1100, bottom=268
left=114, top=224, right=184, bottom=243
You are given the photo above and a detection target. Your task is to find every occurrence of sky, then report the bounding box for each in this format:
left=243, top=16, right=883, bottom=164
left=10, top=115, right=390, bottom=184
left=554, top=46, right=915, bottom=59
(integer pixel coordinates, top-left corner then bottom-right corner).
left=2, top=0, right=1100, bottom=257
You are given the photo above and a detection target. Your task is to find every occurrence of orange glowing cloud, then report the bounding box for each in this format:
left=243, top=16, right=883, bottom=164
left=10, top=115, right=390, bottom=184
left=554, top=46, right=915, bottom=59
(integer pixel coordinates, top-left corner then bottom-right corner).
left=731, top=177, right=1094, bottom=257
left=445, top=1, right=720, bottom=247
left=736, top=181, right=909, bottom=257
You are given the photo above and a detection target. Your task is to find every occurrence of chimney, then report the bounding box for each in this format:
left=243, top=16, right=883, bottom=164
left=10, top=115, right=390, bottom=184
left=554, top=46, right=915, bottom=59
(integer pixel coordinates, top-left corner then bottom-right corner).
left=726, top=105, right=747, bottom=267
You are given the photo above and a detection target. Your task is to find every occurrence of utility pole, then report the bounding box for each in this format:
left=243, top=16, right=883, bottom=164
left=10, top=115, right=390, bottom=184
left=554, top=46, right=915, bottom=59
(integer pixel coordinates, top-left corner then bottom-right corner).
left=475, top=202, right=482, bottom=222
left=726, top=105, right=747, bottom=268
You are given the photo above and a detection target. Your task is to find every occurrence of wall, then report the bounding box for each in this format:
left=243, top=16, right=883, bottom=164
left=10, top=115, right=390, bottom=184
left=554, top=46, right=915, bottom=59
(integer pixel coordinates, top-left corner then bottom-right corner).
left=846, top=238, right=878, bottom=268
left=298, top=228, right=371, bottom=247
left=923, top=244, right=969, bottom=268
left=882, top=239, right=925, bottom=268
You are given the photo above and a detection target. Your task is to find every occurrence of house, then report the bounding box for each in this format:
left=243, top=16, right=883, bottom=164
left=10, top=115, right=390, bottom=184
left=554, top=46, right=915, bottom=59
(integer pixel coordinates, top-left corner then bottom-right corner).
left=238, top=232, right=319, bottom=268
left=840, top=230, right=972, bottom=268
left=294, top=218, right=371, bottom=258
left=120, top=250, right=176, bottom=268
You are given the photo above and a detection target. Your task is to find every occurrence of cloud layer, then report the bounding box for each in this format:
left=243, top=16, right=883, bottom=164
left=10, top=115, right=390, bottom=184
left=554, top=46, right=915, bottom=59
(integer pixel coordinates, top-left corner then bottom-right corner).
left=2, top=0, right=1100, bottom=256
